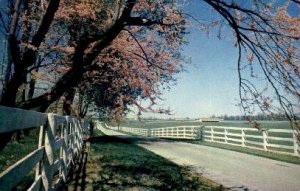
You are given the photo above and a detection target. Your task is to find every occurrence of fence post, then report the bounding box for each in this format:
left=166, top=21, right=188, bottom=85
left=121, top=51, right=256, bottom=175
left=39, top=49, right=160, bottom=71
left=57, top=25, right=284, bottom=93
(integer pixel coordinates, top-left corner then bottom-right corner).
left=200, top=126, right=205, bottom=141
left=42, top=113, right=57, bottom=189
left=59, top=122, right=64, bottom=179
left=224, top=128, right=228, bottom=143
left=194, top=127, right=198, bottom=140
left=293, top=132, right=299, bottom=157
left=262, top=130, right=268, bottom=151
left=241, top=129, right=245, bottom=147
left=183, top=127, right=186, bottom=138
left=35, top=125, right=45, bottom=182
left=211, top=127, right=214, bottom=142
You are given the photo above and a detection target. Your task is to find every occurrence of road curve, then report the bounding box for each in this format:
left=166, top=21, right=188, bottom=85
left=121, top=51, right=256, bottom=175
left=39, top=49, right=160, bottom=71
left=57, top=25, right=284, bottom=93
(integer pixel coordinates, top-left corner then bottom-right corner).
left=97, top=125, right=300, bottom=191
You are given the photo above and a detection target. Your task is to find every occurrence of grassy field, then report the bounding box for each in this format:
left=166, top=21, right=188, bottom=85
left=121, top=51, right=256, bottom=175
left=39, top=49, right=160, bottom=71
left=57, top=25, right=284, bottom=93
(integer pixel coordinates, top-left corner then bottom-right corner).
left=0, top=129, right=39, bottom=190
left=119, top=120, right=292, bottom=129
left=0, top=130, right=39, bottom=172
left=63, top=129, right=225, bottom=191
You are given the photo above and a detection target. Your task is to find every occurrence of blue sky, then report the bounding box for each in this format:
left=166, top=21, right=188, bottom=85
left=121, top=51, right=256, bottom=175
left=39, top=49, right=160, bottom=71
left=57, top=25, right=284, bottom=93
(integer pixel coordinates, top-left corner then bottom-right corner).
left=136, top=0, right=299, bottom=119
left=139, top=1, right=242, bottom=118
left=141, top=28, right=241, bottom=118
left=161, top=30, right=240, bottom=118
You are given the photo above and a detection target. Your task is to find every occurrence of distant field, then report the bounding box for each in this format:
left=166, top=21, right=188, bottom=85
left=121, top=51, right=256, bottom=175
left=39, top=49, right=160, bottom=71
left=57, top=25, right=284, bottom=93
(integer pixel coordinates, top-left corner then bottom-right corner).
left=119, top=120, right=292, bottom=130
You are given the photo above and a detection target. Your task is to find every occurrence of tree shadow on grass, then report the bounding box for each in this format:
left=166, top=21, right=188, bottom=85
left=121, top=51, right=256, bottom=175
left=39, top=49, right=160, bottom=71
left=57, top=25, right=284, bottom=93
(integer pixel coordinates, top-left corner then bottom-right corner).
left=62, top=135, right=225, bottom=191
left=60, top=144, right=89, bottom=191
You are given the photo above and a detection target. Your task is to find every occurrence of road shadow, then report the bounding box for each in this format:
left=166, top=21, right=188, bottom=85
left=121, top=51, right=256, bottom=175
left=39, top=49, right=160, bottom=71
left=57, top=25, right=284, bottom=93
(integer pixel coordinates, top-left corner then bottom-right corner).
left=61, top=135, right=225, bottom=191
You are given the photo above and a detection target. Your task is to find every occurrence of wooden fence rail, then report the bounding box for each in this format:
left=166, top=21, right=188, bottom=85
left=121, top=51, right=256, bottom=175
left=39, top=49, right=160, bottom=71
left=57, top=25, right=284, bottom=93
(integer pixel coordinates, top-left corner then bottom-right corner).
left=0, top=106, right=89, bottom=191
left=204, top=126, right=299, bottom=156
left=120, top=126, right=149, bottom=136
left=149, top=126, right=202, bottom=139
left=105, top=123, right=299, bottom=157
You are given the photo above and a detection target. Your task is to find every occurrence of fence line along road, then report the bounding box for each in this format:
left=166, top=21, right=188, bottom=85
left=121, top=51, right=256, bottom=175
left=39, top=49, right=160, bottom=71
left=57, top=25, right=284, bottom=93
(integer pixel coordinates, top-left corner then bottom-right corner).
left=0, top=106, right=89, bottom=191
left=105, top=124, right=299, bottom=157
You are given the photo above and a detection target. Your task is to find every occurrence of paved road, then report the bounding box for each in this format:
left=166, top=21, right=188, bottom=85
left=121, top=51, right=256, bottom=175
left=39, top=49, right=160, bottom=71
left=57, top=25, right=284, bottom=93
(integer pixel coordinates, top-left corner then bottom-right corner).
left=97, top=125, right=300, bottom=191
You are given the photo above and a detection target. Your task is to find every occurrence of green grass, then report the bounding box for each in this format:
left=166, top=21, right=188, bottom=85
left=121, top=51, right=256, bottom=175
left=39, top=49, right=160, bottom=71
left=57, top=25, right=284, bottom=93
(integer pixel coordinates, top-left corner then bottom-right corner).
left=64, top=130, right=225, bottom=191
left=0, top=129, right=39, bottom=190
left=0, top=129, right=39, bottom=172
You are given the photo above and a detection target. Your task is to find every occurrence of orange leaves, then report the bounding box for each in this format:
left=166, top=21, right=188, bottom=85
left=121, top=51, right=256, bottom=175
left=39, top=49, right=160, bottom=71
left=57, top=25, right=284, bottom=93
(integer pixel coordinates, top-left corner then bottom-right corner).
left=262, top=98, right=271, bottom=110
left=48, top=45, right=75, bottom=55
left=246, top=54, right=254, bottom=63
left=287, top=45, right=296, bottom=56
left=56, top=66, right=70, bottom=74
left=55, top=0, right=101, bottom=21
left=31, top=71, right=47, bottom=81
left=273, top=6, right=300, bottom=37
left=74, top=2, right=97, bottom=20
left=86, top=10, right=185, bottom=119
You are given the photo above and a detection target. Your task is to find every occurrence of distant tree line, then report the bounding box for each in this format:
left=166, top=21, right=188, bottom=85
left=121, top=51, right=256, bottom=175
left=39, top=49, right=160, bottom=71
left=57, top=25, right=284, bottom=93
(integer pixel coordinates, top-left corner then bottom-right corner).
left=219, top=113, right=290, bottom=121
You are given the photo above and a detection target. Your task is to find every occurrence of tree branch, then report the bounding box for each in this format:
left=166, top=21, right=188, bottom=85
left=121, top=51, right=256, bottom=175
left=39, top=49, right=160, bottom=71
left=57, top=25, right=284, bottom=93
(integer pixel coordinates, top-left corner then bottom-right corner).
left=31, top=0, right=60, bottom=47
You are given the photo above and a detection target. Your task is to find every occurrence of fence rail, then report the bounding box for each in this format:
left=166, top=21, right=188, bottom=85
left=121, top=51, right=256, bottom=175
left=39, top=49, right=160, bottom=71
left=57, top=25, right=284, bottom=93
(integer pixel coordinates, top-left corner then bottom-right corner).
left=120, top=126, right=149, bottom=136
left=105, top=123, right=299, bottom=157
left=149, top=126, right=201, bottom=139
left=204, top=126, right=298, bottom=156
left=0, top=106, right=89, bottom=191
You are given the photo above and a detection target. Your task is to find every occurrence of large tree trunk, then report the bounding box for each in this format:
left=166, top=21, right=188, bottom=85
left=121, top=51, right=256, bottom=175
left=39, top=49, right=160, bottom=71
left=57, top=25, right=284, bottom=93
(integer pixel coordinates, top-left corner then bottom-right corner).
left=0, top=0, right=23, bottom=150
left=0, top=0, right=23, bottom=107
left=28, top=57, right=42, bottom=100
left=18, top=65, right=85, bottom=112
left=1, top=0, right=61, bottom=107
left=78, top=92, right=89, bottom=119
left=17, top=12, right=129, bottom=111
left=63, top=88, right=76, bottom=116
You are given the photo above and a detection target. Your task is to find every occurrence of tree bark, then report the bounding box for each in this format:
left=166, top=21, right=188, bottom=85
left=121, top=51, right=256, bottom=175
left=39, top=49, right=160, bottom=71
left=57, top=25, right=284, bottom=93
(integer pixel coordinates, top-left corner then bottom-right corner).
left=0, top=0, right=22, bottom=106
left=63, top=88, right=76, bottom=116
left=0, top=0, right=22, bottom=150
left=0, top=0, right=61, bottom=107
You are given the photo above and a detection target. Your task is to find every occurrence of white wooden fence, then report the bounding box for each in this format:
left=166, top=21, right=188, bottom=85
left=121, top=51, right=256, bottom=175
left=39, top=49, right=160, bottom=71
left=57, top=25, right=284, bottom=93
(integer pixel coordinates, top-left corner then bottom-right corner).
left=113, top=125, right=201, bottom=139
left=149, top=126, right=201, bottom=139
left=107, top=124, right=299, bottom=157
left=119, top=126, right=149, bottom=136
left=0, top=106, right=89, bottom=191
left=204, top=126, right=299, bottom=157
